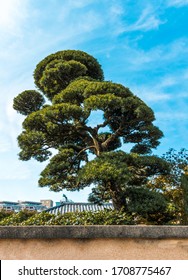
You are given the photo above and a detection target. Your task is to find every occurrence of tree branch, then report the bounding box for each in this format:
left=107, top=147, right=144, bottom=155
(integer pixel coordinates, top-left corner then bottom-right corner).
left=101, top=125, right=123, bottom=149
left=77, top=145, right=97, bottom=157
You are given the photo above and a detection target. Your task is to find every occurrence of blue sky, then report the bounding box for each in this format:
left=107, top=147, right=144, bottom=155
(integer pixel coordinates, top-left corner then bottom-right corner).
left=0, top=0, right=188, bottom=204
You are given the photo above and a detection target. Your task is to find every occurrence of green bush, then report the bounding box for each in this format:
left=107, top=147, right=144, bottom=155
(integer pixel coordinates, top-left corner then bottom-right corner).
left=21, top=211, right=55, bottom=225
left=21, top=209, right=135, bottom=226
left=124, top=187, right=175, bottom=224
left=0, top=210, right=14, bottom=221
left=0, top=208, right=176, bottom=226
left=0, top=208, right=179, bottom=225
left=0, top=210, right=37, bottom=226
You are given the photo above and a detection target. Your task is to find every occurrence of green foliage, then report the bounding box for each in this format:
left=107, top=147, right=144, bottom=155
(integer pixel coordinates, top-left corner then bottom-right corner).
left=0, top=209, right=134, bottom=226
left=0, top=210, right=14, bottom=221
left=0, top=208, right=175, bottom=225
left=80, top=151, right=170, bottom=185
left=13, top=49, right=166, bottom=212
left=38, top=148, right=87, bottom=191
left=126, top=187, right=167, bottom=214
left=0, top=205, right=181, bottom=225
left=0, top=210, right=36, bottom=226
left=146, top=148, right=188, bottom=224
left=162, top=148, right=188, bottom=186
left=17, top=131, right=52, bottom=161
left=180, top=174, right=188, bottom=224
left=15, top=210, right=134, bottom=226
left=13, top=90, right=45, bottom=115
left=125, top=187, right=174, bottom=224
left=34, top=50, right=104, bottom=100
left=49, top=210, right=135, bottom=225
left=82, top=151, right=170, bottom=210
left=21, top=211, right=55, bottom=225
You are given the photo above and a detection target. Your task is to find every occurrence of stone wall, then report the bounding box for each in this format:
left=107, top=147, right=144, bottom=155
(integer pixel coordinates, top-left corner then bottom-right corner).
left=0, top=226, right=188, bottom=260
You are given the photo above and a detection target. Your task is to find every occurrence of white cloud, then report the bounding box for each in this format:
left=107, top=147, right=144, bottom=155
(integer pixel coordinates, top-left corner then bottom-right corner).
left=133, top=84, right=171, bottom=103
left=0, top=78, right=31, bottom=151
left=5, top=100, right=24, bottom=148
left=166, top=0, right=188, bottom=7
left=156, top=112, right=188, bottom=120
left=141, top=91, right=170, bottom=102
left=67, top=0, right=94, bottom=8
left=125, top=38, right=188, bottom=71
left=123, top=5, right=165, bottom=32
left=131, top=68, right=188, bottom=105
left=159, top=77, right=177, bottom=88
left=0, top=0, right=28, bottom=36
left=72, top=10, right=103, bottom=33
left=110, top=3, right=124, bottom=17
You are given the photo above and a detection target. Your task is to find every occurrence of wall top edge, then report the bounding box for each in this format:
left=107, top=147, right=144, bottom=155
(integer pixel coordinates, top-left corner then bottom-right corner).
left=0, top=225, right=188, bottom=239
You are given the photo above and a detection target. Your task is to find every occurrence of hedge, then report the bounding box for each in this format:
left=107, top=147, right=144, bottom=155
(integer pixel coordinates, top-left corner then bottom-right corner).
left=0, top=209, right=135, bottom=226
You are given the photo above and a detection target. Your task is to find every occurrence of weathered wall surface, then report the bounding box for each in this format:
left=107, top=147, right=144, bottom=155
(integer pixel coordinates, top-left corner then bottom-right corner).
left=0, top=226, right=188, bottom=260
left=1, top=238, right=188, bottom=260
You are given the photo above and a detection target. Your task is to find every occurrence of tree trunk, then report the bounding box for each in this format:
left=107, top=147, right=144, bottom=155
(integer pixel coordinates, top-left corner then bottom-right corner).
left=92, top=137, right=102, bottom=156
left=108, top=181, right=127, bottom=211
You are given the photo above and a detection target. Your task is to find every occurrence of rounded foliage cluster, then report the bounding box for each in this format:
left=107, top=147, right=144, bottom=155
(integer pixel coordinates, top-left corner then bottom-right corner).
left=34, top=50, right=104, bottom=100
left=13, top=90, right=45, bottom=116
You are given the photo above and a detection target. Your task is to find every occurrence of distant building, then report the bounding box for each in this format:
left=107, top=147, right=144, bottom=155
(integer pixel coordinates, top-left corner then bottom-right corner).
left=0, top=199, right=114, bottom=214
left=19, top=201, right=47, bottom=212
left=0, top=200, right=53, bottom=212
left=46, top=202, right=114, bottom=215
left=40, top=199, right=53, bottom=208
left=0, top=201, right=20, bottom=212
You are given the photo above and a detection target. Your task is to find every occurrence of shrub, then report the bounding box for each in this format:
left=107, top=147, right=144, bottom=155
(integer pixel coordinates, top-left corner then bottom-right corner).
left=0, top=210, right=14, bottom=221
left=20, top=209, right=135, bottom=226
left=21, top=211, right=55, bottom=225
left=0, top=210, right=37, bottom=226
left=0, top=208, right=176, bottom=226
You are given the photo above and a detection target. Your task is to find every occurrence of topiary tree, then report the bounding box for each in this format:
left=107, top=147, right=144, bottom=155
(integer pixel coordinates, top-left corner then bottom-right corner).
left=13, top=50, right=169, bottom=211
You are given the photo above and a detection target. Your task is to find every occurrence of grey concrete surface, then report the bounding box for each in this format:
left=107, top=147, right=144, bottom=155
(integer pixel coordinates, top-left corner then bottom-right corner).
left=0, top=225, right=188, bottom=239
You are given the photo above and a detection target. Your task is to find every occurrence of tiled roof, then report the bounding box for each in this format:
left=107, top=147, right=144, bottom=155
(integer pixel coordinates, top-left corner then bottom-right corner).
left=45, top=202, right=114, bottom=215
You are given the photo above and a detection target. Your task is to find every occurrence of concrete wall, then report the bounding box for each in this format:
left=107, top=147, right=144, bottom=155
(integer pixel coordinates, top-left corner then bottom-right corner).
left=0, top=226, right=188, bottom=260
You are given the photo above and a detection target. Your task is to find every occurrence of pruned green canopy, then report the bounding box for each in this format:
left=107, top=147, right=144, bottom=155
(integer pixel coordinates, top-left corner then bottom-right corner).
left=13, top=50, right=169, bottom=211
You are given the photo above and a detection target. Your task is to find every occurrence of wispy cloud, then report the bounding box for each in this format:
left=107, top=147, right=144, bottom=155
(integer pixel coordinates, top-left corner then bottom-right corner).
left=0, top=0, right=28, bottom=36
left=123, top=38, right=188, bottom=71
left=156, top=112, right=188, bottom=120
left=67, top=0, right=95, bottom=8
left=132, top=67, right=188, bottom=103
left=134, top=86, right=171, bottom=103
left=122, top=5, right=165, bottom=32
left=166, top=0, right=188, bottom=7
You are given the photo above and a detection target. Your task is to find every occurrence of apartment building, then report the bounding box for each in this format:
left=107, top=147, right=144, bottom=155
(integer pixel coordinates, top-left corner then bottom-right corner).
left=0, top=200, right=53, bottom=212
